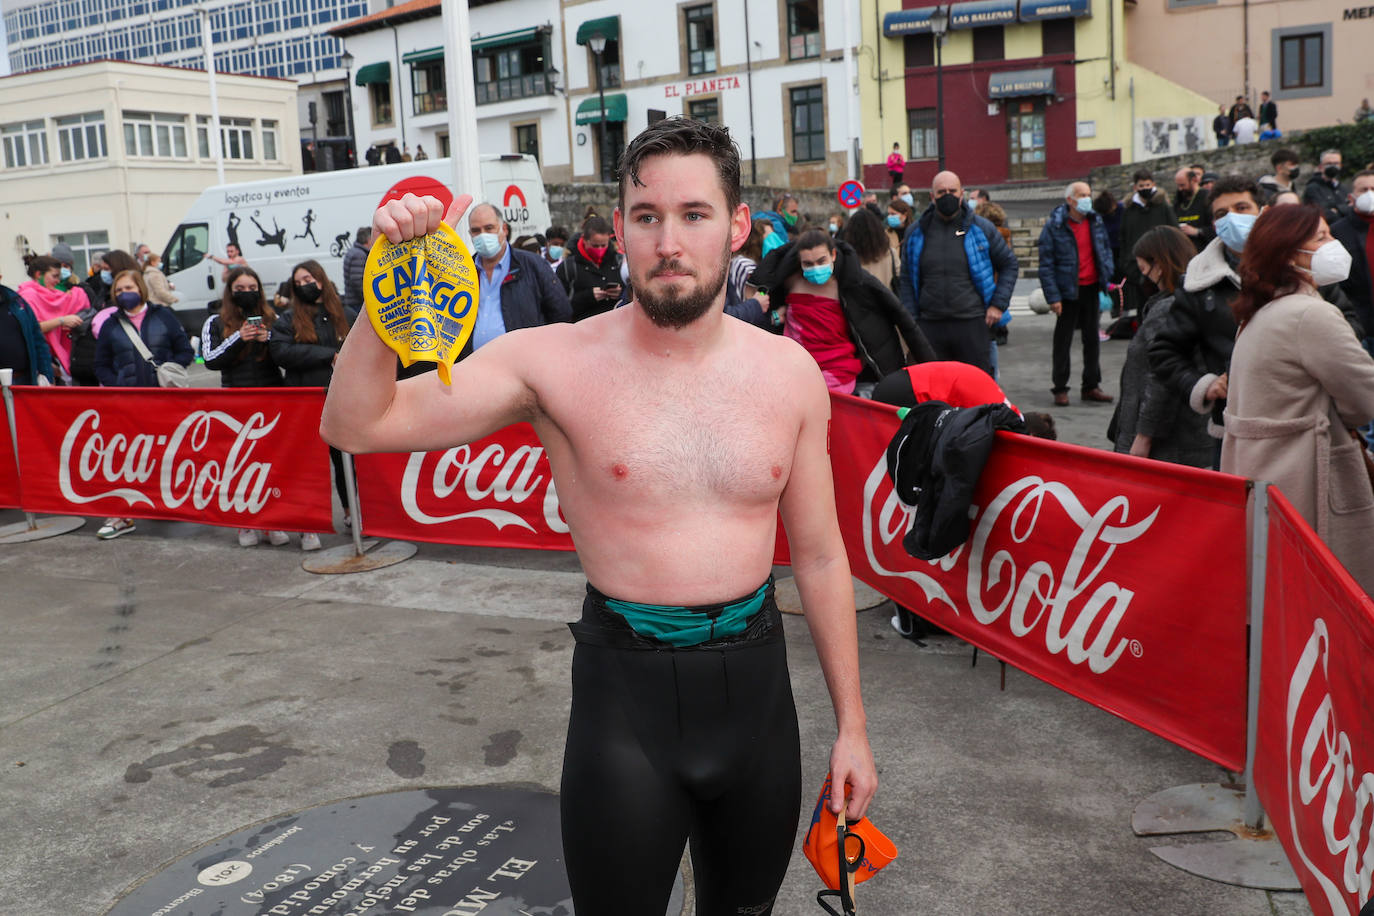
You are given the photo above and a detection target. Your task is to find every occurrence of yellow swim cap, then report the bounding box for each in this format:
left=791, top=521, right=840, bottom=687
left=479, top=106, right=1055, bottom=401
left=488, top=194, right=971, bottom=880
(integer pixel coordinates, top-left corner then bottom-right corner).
left=363, top=221, right=479, bottom=385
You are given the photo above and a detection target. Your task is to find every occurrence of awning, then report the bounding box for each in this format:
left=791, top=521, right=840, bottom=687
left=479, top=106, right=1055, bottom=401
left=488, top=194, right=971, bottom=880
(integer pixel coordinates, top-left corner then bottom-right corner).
left=1018, top=0, right=1090, bottom=21
left=354, top=61, right=390, bottom=86
left=575, top=93, right=628, bottom=125
left=949, top=0, right=1018, bottom=30
left=472, top=26, right=543, bottom=51
left=401, top=46, right=443, bottom=64
left=988, top=67, right=1056, bottom=97
left=882, top=8, right=935, bottom=36
left=575, top=15, right=619, bottom=46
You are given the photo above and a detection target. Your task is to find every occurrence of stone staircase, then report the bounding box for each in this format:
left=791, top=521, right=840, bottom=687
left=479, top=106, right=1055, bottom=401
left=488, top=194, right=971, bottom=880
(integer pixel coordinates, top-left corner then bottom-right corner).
left=1006, top=215, right=1045, bottom=279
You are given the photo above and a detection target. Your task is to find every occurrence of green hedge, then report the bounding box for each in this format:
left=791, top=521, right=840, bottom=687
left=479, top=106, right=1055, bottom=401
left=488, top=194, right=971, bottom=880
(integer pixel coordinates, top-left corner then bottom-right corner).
left=1297, top=120, right=1374, bottom=174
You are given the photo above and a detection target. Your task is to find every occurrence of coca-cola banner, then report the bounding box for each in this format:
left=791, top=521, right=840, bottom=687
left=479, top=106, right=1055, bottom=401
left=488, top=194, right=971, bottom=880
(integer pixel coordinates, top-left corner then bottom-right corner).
left=828, top=395, right=1251, bottom=770
left=352, top=423, right=575, bottom=550
left=0, top=392, right=19, bottom=509
left=1252, top=489, right=1374, bottom=916
left=11, top=388, right=334, bottom=532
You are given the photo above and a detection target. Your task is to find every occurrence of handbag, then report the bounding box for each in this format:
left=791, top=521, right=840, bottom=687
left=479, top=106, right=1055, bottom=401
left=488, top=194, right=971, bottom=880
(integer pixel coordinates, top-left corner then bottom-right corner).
left=118, top=311, right=190, bottom=388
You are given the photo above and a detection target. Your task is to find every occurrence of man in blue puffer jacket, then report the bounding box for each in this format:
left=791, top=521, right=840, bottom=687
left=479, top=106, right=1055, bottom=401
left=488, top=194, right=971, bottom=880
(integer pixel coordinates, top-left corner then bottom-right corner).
left=898, top=170, right=1018, bottom=375
left=1038, top=180, right=1116, bottom=406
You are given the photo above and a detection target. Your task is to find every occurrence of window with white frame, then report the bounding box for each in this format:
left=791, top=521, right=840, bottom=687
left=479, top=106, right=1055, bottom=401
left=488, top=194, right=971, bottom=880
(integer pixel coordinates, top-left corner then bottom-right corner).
left=122, top=111, right=188, bottom=158
left=55, top=111, right=107, bottom=161
left=1, top=120, right=49, bottom=169
left=261, top=119, right=278, bottom=160
left=50, top=230, right=109, bottom=276
left=196, top=116, right=255, bottom=160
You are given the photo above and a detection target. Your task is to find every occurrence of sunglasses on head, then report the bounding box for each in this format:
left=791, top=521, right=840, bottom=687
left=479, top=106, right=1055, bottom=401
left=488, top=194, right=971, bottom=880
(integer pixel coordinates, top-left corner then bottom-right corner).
left=816, top=809, right=864, bottom=916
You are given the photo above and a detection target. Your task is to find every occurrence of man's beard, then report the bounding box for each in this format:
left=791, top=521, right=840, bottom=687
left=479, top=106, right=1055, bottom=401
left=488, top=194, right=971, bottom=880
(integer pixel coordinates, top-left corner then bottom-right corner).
left=635, top=246, right=730, bottom=330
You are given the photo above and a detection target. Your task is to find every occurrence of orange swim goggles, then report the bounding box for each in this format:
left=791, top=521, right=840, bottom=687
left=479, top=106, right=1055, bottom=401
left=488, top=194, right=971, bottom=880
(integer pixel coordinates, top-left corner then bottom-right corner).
left=803, top=772, right=898, bottom=915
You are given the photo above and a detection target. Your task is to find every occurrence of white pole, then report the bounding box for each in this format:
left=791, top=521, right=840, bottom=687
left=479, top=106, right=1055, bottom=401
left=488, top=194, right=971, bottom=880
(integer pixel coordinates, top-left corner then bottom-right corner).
left=841, top=0, right=858, bottom=180
left=200, top=4, right=226, bottom=186
left=441, top=0, right=482, bottom=239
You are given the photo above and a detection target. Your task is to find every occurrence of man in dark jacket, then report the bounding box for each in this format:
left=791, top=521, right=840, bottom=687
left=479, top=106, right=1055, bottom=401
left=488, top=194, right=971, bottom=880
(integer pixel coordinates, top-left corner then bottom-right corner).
left=751, top=231, right=934, bottom=394
left=1173, top=166, right=1212, bottom=252
left=1332, top=169, right=1374, bottom=353
left=0, top=282, right=54, bottom=384
left=1258, top=90, right=1278, bottom=130
left=1303, top=149, right=1352, bottom=226
left=464, top=203, right=571, bottom=356
left=341, top=227, right=371, bottom=310
left=555, top=216, right=622, bottom=322
left=1119, top=169, right=1176, bottom=317
left=1038, top=181, right=1115, bottom=406
left=897, top=170, right=1017, bottom=375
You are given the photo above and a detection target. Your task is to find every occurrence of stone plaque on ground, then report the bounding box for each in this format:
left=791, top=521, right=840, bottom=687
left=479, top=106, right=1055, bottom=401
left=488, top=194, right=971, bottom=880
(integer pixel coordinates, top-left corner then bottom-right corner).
left=105, top=785, right=685, bottom=915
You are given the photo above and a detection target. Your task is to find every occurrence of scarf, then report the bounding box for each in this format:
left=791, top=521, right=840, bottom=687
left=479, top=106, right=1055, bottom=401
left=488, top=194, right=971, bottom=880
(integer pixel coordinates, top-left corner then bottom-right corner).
left=578, top=236, right=607, bottom=267
left=15, top=279, right=88, bottom=372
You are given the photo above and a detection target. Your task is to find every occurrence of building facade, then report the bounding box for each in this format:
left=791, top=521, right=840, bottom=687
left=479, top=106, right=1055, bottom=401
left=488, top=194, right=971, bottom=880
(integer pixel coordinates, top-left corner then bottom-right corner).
left=1, top=0, right=363, bottom=165
left=1128, top=0, right=1360, bottom=133
left=0, top=60, right=300, bottom=282
left=861, top=0, right=1218, bottom=190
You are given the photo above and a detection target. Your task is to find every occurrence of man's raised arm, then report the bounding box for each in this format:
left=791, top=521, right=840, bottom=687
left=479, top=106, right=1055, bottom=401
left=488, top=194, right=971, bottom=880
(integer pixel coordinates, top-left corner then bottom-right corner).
left=321, top=192, right=540, bottom=454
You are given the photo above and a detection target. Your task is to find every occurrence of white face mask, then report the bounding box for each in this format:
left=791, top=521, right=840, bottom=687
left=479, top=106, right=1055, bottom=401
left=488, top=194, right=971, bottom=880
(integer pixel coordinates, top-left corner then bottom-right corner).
left=1355, top=189, right=1374, bottom=216
left=1299, top=240, right=1353, bottom=287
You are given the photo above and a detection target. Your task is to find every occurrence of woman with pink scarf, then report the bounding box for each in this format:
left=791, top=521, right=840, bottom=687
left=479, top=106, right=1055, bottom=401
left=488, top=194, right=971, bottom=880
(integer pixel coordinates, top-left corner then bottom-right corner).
left=17, top=254, right=90, bottom=378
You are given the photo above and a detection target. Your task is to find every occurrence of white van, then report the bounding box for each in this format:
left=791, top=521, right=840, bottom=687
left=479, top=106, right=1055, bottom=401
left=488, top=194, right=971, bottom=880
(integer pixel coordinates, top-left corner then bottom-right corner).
left=158, top=154, right=550, bottom=332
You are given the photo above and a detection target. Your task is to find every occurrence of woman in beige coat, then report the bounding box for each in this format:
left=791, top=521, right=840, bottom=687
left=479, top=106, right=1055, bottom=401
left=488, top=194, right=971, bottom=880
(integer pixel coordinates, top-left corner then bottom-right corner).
left=142, top=252, right=179, bottom=307
left=1221, top=205, right=1374, bottom=593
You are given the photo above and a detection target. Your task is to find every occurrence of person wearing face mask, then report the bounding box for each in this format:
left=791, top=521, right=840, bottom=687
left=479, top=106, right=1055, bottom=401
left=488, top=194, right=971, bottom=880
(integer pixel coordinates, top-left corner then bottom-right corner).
left=893, top=184, right=915, bottom=210
left=463, top=202, right=570, bottom=355
left=556, top=216, right=623, bottom=322
left=751, top=229, right=933, bottom=394
left=828, top=212, right=845, bottom=237
left=1173, top=167, right=1213, bottom=253
left=17, top=253, right=91, bottom=383
left=1303, top=149, right=1353, bottom=228
left=341, top=226, right=372, bottom=311
left=1119, top=170, right=1177, bottom=321
left=1038, top=181, right=1116, bottom=406
left=1, top=269, right=55, bottom=386
left=270, top=260, right=356, bottom=550
left=755, top=193, right=802, bottom=244
left=73, top=249, right=139, bottom=386
left=1258, top=149, right=1300, bottom=199
left=142, top=251, right=179, bottom=307
left=544, top=225, right=569, bottom=269
left=49, top=243, right=80, bottom=291
left=887, top=143, right=906, bottom=189
left=884, top=199, right=913, bottom=252
left=1108, top=226, right=1211, bottom=467
left=896, top=170, right=1018, bottom=375
left=1330, top=170, right=1374, bottom=359
left=1221, top=205, right=1374, bottom=594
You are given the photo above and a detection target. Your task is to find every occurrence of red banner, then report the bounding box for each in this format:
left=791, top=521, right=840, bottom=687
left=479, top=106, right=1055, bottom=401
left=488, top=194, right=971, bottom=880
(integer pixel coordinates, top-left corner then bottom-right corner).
left=352, top=423, right=575, bottom=550
left=11, top=387, right=334, bottom=532
left=828, top=394, right=1251, bottom=770
left=0, top=390, right=19, bottom=510
left=1253, top=489, right=1374, bottom=916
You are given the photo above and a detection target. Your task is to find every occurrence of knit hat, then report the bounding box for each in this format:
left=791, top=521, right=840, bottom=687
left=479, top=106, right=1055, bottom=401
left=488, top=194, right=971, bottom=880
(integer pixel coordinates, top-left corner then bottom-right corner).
left=50, top=242, right=75, bottom=265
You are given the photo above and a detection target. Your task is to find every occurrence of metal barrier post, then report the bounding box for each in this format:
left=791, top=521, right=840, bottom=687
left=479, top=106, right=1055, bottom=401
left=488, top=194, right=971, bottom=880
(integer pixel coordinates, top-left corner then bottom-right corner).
left=0, top=373, right=85, bottom=544
left=301, top=450, right=416, bottom=574
left=1129, top=481, right=1297, bottom=890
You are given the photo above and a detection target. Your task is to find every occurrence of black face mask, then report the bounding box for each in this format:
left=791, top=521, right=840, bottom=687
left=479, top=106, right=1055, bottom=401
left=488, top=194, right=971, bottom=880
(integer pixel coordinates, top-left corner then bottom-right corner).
left=935, top=194, right=962, bottom=218
left=1287, top=167, right=1301, bottom=181
left=1324, top=164, right=1341, bottom=180
left=1138, top=186, right=1155, bottom=200
left=231, top=289, right=260, bottom=313
left=294, top=283, right=321, bottom=303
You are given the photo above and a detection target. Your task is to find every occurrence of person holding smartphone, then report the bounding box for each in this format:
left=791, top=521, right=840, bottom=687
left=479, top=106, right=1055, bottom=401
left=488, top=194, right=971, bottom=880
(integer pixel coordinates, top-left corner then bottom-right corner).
left=201, top=266, right=288, bottom=548
left=555, top=215, right=624, bottom=321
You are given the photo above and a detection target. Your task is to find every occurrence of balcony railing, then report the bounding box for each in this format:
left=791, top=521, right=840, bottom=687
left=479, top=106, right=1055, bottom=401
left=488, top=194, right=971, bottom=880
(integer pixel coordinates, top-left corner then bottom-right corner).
left=476, top=71, right=557, bottom=105
left=414, top=90, right=447, bottom=115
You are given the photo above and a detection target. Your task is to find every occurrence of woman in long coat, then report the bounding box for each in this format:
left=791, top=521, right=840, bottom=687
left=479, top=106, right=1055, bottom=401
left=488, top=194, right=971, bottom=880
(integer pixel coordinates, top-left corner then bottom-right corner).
left=1221, top=205, right=1374, bottom=593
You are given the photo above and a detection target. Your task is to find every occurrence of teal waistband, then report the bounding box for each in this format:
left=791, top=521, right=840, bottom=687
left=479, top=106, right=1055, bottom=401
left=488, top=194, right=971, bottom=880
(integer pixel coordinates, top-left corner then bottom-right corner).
left=601, top=583, right=770, bottom=648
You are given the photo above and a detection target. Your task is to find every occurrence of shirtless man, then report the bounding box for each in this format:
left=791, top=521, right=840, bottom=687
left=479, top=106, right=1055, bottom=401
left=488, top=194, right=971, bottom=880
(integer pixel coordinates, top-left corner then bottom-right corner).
left=321, top=118, right=877, bottom=915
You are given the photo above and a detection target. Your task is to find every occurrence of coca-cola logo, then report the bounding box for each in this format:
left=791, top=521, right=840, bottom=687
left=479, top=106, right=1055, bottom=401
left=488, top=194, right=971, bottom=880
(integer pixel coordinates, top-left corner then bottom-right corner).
left=401, top=442, right=567, bottom=534
left=1284, top=619, right=1373, bottom=913
left=860, top=456, right=1158, bottom=674
left=58, top=408, right=280, bottom=514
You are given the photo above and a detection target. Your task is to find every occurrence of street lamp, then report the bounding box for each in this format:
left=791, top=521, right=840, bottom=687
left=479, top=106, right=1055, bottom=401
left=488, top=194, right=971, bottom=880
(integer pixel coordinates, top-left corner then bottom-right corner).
left=930, top=5, right=949, bottom=172
left=588, top=32, right=609, bottom=182
left=341, top=49, right=356, bottom=169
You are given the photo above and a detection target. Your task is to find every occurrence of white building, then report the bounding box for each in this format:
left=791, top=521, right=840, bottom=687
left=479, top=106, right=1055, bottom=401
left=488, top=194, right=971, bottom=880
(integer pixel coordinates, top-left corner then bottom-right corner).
left=1, top=0, right=365, bottom=166
left=0, top=60, right=300, bottom=283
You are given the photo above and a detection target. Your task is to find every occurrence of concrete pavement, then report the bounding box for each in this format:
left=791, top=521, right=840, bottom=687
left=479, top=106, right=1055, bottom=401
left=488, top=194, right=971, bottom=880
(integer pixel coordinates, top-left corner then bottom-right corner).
left=0, top=315, right=1312, bottom=915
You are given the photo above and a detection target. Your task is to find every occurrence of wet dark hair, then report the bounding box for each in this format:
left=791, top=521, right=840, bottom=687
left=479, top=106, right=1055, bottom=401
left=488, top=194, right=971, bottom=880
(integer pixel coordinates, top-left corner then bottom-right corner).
left=618, top=116, right=742, bottom=215
left=1233, top=204, right=1322, bottom=325
left=843, top=206, right=890, bottom=264
left=1131, top=226, right=1195, bottom=295
left=794, top=228, right=834, bottom=255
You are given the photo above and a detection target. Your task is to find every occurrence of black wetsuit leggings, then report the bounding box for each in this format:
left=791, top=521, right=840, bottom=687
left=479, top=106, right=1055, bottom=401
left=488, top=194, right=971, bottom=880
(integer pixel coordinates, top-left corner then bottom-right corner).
left=560, top=589, right=802, bottom=915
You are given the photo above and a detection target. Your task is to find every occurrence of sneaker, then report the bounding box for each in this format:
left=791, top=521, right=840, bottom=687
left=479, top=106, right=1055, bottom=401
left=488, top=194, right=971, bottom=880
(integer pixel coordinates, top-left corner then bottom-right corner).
left=238, top=528, right=260, bottom=547
left=342, top=515, right=353, bottom=530
left=97, top=518, right=135, bottom=540
left=300, top=532, right=322, bottom=551
left=267, top=530, right=290, bottom=546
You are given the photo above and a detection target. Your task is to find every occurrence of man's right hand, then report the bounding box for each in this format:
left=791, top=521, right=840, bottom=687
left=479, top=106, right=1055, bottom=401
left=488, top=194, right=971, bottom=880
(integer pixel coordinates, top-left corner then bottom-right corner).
left=1049, top=301, right=1062, bottom=316
left=373, top=192, right=474, bottom=245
